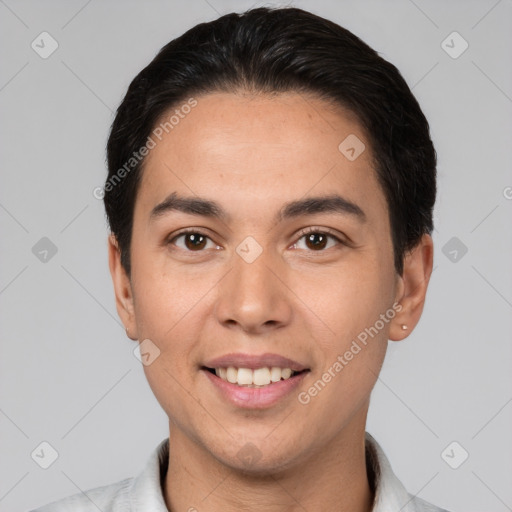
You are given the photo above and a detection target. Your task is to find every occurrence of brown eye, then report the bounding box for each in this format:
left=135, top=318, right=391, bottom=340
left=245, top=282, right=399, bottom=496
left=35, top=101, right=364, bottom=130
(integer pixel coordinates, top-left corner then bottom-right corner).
left=292, top=229, right=343, bottom=251
left=170, top=231, right=218, bottom=251
left=305, top=232, right=328, bottom=250
left=183, top=233, right=207, bottom=250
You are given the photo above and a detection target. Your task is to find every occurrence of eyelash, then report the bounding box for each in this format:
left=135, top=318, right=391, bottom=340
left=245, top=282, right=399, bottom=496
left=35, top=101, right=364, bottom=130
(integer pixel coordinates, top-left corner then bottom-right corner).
left=167, top=227, right=347, bottom=252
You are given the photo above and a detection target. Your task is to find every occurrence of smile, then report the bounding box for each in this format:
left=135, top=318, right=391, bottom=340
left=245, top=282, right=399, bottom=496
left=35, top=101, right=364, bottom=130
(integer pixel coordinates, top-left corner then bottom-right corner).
left=201, top=353, right=310, bottom=408
left=209, top=366, right=300, bottom=387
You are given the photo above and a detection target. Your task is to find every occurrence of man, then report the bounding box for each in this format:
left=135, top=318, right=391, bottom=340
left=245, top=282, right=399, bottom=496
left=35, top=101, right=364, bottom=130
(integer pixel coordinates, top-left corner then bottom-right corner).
left=32, top=6, right=448, bottom=511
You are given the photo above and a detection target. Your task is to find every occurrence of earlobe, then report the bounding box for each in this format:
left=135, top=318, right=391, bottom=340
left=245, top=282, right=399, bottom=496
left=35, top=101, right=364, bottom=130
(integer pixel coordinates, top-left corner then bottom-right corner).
left=389, top=234, right=434, bottom=341
left=107, top=234, right=138, bottom=340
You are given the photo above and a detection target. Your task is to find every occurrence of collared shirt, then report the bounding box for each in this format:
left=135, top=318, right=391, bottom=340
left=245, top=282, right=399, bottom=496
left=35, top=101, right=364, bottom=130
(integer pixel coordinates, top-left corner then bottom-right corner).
left=31, top=433, right=450, bottom=512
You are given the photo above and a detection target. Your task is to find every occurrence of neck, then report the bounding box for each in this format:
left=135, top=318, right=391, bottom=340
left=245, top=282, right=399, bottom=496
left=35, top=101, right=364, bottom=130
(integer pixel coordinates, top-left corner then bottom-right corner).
left=163, top=415, right=374, bottom=512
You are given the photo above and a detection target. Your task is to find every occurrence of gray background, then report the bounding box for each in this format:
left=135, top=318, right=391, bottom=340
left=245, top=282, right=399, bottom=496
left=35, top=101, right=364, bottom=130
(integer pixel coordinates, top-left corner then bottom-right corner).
left=1, top=0, right=511, bottom=511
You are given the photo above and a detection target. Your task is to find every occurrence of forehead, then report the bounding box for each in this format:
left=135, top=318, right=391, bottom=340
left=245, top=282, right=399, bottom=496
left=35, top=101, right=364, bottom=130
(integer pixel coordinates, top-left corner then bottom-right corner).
left=136, top=91, right=387, bottom=224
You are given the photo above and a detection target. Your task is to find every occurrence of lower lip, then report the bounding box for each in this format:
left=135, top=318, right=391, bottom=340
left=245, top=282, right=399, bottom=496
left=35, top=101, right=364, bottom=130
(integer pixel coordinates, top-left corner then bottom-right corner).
left=202, top=369, right=308, bottom=409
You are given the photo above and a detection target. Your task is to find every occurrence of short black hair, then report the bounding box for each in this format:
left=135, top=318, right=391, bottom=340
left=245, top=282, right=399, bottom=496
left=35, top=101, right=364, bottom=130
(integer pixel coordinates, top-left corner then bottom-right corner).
left=105, top=6, right=436, bottom=277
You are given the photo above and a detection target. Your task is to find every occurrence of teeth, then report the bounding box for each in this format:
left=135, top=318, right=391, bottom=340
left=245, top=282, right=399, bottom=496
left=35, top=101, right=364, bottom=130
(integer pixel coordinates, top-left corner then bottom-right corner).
left=237, top=368, right=253, bottom=385
left=253, top=367, right=271, bottom=386
left=281, top=368, right=292, bottom=379
left=214, top=366, right=297, bottom=387
left=226, top=366, right=237, bottom=384
left=270, top=366, right=282, bottom=382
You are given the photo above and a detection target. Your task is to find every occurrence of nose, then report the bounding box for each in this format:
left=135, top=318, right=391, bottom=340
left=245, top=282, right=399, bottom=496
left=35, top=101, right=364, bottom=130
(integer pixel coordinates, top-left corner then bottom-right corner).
left=214, top=245, right=293, bottom=335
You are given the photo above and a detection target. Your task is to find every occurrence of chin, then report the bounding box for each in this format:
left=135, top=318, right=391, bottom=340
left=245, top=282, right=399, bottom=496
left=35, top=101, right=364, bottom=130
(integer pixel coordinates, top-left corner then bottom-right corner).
left=208, top=437, right=310, bottom=477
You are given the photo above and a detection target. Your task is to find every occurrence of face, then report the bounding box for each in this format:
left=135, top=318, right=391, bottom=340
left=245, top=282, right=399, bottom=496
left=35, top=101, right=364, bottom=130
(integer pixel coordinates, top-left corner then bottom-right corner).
left=110, top=91, right=424, bottom=473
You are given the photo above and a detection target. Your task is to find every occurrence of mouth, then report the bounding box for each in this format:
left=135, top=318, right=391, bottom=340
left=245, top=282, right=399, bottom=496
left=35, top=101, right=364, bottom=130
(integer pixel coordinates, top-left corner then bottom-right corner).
left=202, top=366, right=308, bottom=388
left=202, top=352, right=309, bottom=386
left=200, top=353, right=310, bottom=408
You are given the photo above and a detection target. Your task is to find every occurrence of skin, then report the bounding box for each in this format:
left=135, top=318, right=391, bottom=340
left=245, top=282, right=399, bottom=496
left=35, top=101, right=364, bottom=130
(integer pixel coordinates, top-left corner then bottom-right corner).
left=108, top=91, right=433, bottom=512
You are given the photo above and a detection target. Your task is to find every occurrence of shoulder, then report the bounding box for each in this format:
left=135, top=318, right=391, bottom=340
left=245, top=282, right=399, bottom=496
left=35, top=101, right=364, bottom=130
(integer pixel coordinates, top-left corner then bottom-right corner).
left=405, top=495, right=451, bottom=512
left=365, top=432, right=452, bottom=512
left=29, top=437, right=170, bottom=512
left=28, top=477, right=133, bottom=512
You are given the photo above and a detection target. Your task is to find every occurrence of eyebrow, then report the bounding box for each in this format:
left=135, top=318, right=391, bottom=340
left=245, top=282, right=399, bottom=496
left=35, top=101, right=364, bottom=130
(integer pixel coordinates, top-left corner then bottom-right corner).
left=149, top=192, right=366, bottom=224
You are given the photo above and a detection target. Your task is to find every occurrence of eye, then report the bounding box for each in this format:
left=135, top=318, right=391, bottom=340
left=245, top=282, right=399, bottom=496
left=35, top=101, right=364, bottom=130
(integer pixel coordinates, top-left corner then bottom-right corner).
left=168, top=229, right=221, bottom=251
left=291, top=228, right=345, bottom=251
left=167, top=227, right=346, bottom=253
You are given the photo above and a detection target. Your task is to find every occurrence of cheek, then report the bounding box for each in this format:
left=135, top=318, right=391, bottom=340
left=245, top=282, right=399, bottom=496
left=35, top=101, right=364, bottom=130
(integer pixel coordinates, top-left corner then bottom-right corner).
left=295, top=254, right=394, bottom=418
left=142, top=356, right=205, bottom=444
left=129, top=246, right=218, bottom=386
left=136, top=291, right=207, bottom=431
left=296, top=270, right=391, bottom=426
left=130, top=249, right=208, bottom=340
left=129, top=268, right=200, bottom=403
left=292, top=253, right=395, bottom=343
left=300, top=340, right=386, bottom=438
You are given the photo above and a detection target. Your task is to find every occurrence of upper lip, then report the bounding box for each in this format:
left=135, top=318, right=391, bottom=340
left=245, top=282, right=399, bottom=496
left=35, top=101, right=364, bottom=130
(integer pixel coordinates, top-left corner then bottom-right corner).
left=203, top=353, right=309, bottom=372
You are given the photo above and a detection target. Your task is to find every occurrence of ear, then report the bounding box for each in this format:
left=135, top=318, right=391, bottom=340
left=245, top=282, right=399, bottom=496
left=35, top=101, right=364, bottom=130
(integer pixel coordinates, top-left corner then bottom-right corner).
left=108, top=234, right=138, bottom=340
left=389, top=234, right=434, bottom=341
